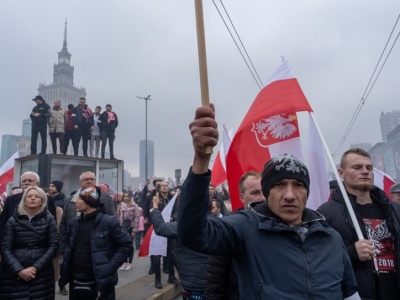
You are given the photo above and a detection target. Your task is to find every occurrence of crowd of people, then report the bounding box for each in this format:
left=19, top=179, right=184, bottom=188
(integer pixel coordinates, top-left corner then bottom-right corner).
left=30, top=95, right=118, bottom=159
left=1, top=103, right=400, bottom=299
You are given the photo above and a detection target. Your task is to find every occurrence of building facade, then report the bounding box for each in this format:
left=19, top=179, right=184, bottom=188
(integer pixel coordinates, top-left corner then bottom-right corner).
left=1, top=135, right=18, bottom=165
left=380, top=109, right=400, bottom=142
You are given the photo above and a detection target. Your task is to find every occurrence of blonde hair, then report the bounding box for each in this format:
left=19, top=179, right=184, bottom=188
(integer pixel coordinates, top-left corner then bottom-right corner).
left=18, top=186, right=48, bottom=216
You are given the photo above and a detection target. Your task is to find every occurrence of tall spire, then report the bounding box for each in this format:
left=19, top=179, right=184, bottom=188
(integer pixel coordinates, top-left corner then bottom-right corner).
left=63, top=18, right=68, bottom=50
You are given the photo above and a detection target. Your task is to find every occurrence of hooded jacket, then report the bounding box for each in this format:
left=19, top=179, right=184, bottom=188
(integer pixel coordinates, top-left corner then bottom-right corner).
left=178, top=168, right=358, bottom=300
left=318, top=186, right=400, bottom=299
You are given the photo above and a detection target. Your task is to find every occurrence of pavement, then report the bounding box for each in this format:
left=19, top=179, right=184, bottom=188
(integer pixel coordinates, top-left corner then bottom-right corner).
left=55, top=251, right=182, bottom=300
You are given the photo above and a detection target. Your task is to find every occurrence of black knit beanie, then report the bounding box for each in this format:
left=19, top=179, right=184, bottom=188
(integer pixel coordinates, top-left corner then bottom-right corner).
left=261, top=153, right=310, bottom=199
left=50, top=180, right=63, bottom=193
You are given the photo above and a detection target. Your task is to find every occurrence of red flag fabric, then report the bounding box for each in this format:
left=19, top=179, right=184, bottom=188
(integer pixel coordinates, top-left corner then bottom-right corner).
left=211, top=151, right=226, bottom=187
left=0, top=152, right=19, bottom=195
left=373, top=168, right=396, bottom=198
left=226, top=60, right=312, bottom=211
left=211, top=126, right=232, bottom=186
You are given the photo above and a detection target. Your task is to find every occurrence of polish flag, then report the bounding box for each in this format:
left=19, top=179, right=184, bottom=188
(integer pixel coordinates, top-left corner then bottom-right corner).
left=211, top=126, right=232, bottom=186
left=373, top=168, right=396, bottom=198
left=0, top=152, right=19, bottom=195
left=138, top=192, right=178, bottom=257
left=226, top=59, right=314, bottom=211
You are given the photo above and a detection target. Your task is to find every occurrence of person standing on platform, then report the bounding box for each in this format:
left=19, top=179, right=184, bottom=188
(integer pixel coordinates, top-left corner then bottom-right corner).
left=49, top=99, right=67, bottom=154
left=30, top=95, right=51, bottom=155
left=73, top=97, right=93, bottom=157
left=99, top=104, right=118, bottom=159
left=90, top=106, right=102, bottom=158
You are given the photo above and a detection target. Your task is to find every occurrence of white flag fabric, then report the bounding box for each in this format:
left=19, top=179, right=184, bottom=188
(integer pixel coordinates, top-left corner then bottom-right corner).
left=149, top=192, right=178, bottom=256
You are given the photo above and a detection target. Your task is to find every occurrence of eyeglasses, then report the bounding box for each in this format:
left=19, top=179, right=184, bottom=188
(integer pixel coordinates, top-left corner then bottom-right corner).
left=81, top=178, right=96, bottom=182
left=22, top=179, right=35, bottom=183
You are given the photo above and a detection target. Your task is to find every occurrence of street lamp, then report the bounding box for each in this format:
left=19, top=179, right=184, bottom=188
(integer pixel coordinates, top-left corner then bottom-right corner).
left=136, top=95, right=151, bottom=181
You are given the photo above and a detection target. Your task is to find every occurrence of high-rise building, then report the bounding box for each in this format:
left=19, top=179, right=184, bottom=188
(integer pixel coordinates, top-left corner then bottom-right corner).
left=139, top=140, right=154, bottom=179
left=1, top=135, right=18, bottom=165
left=380, top=109, right=400, bottom=141
left=37, top=20, right=86, bottom=109
left=22, top=119, right=31, bottom=137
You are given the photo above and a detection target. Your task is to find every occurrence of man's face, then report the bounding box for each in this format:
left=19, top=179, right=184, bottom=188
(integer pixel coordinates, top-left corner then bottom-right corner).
left=391, top=193, right=400, bottom=203
left=239, top=176, right=265, bottom=209
left=267, top=179, right=307, bottom=225
left=74, top=196, right=90, bottom=213
left=106, top=106, right=111, bottom=112
left=80, top=173, right=96, bottom=189
left=209, top=186, right=215, bottom=197
left=160, top=182, right=169, bottom=194
left=21, top=174, right=39, bottom=189
left=48, top=183, right=58, bottom=195
left=54, top=101, right=61, bottom=108
left=95, top=107, right=101, bottom=115
left=79, top=99, right=86, bottom=106
left=210, top=201, right=220, bottom=217
left=35, top=99, right=43, bottom=105
left=339, top=153, right=374, bottom=194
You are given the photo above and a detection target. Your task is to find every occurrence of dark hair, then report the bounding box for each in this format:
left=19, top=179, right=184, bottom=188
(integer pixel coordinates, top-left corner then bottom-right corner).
left=96, top=106, right=101, bottom=110
left=340, top=148, right=371, bottom=168
left=79, top=97, right=86, bottom=101
left=106, top=104, right=112, bottom=109
left=210, top=199, right=221, bottom=209
left=68, top=104, right=74, bottom=109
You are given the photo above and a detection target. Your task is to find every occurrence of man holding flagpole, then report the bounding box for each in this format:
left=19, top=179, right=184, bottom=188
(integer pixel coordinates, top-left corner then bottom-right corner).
left=177, top=104, right=360, bottom=300
left=318, top=148, right=400, bottom=300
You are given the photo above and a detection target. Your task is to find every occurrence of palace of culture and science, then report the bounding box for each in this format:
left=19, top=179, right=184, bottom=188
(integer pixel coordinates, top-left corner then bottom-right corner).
left=1, top=21, right=86, bottom=160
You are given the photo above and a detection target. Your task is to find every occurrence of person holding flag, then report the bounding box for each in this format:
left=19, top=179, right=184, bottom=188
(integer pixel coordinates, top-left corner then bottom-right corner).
left=318, top=148, right=400, bottom=300
left=177, top=104, right=360, bottom=299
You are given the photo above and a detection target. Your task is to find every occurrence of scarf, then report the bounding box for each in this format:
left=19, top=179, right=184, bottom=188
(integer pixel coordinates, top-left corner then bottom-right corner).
left=79, top=105, right=93, bottom=121
left=107, top=111, right=116, bottom=124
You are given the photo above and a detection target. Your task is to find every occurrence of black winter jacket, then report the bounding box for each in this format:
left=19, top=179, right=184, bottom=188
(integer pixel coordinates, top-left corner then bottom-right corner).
left=60, top=211, right=132, bottom=295
left=30, top=101, right=51, bottom=126
left=151, top=209, right=208, bottom=292
left=178, top=168, right=359, bottom=300
left=98, top=111, right=118, bottom=133
left=318, top=187, right=400, bottom=299
left=0, top=209, right=59, bottom=300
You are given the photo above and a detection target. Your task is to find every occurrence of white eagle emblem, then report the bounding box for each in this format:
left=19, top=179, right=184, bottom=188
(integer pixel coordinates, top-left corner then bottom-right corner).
left=251, top=114, right=298, bottom=148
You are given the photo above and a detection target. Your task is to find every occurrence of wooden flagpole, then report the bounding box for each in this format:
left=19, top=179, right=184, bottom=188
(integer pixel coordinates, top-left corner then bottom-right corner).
left=194, top=0, right=213, bottom=154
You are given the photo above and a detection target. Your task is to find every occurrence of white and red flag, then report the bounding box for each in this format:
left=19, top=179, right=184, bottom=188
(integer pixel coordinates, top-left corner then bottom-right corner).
left=225, top=59, right=330, bottom=211
left=211, top=126, right=232, bottom=186
left=0, top=152, right=19, bottom=195
left=138, top=192, right=178, bottom=257
left=373, top=168, right=396, bottom=198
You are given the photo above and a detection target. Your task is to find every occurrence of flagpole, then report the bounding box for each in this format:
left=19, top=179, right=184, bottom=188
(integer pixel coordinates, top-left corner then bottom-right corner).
left=309, top=112, right=364, bottom=240
left=194, top=0, right=213, bottom=154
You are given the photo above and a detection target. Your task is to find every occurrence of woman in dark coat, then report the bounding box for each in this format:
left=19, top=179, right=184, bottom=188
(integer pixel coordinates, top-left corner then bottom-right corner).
left=0, top=186, right=59, bottom=300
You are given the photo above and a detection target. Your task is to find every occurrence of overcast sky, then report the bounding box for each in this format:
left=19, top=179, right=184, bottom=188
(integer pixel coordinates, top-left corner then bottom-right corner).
left=1, top=1, right=399, bottom=180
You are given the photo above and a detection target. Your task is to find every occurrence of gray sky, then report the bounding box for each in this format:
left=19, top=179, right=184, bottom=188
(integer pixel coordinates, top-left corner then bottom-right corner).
left=1, top=1, right=399, bottom=180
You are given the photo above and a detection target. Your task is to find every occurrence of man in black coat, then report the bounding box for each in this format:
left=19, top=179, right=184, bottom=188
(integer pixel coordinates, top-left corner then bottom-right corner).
left=318, top=148, right=400, bottom=300
left=60, top=186, right=132, bottom=299
left=98, top=104, right=118, bottom=159
left=30, top=95, right=51, bottom=155
left=73, top=97, right=93, bottom=157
